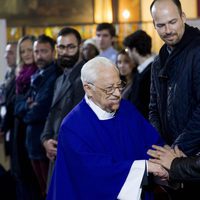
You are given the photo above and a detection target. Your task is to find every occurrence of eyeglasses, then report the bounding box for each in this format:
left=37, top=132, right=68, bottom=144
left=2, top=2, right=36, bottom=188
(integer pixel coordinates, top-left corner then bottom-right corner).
left=57, top=44, right=78, bottom=52
left=88, top=81, right=126, bottom=95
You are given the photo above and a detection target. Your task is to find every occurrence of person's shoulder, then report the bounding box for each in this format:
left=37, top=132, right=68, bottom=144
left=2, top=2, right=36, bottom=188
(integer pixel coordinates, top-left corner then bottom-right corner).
left=186, top=25, right=200, bottom=46
left=119, top=99, right=147, bottom=123
left=120, top=99, right=137, bottom=112
left=62, top=99, right=86, bottom=124
left=77, top=59, right=86, bottom=68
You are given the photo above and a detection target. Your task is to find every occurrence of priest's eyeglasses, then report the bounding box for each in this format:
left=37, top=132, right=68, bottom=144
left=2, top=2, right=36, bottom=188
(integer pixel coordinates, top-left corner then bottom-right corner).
left=88, top=81, right=126, bottom=95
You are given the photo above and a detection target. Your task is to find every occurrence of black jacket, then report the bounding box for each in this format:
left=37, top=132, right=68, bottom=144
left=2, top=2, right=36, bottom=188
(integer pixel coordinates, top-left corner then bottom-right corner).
left=40, top=60, right=85, bottom=143
left=15, top=62, right=60, bottom=159
left=149, top=24, right=200, bottom=155
left=169, top=156, right=200, bottom=182
left=129, top=62, right=152, bottom=119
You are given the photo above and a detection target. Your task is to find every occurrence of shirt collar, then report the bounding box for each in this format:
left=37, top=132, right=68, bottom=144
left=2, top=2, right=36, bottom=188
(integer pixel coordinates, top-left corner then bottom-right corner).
left=137, top=55, right=155, bottom=74
left=85, top=95, right=115, bottom=120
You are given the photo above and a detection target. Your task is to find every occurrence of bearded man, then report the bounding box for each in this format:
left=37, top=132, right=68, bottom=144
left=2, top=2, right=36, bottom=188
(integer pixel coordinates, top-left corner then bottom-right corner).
left=40, top=27, right=85, bottom=191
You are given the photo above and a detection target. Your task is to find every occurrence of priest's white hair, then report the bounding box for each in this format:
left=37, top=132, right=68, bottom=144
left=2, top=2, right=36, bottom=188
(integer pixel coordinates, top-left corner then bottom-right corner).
left=81, top=57, right=119, bottom=84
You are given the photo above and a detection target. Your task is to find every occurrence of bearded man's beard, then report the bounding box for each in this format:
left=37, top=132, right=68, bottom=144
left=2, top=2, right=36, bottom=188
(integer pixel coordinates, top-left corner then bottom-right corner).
left=58, top=51, right=79, bottom=69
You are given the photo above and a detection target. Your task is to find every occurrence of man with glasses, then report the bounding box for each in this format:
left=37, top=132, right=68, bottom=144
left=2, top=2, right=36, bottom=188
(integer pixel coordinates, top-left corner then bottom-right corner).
left=40, top=27, right=85, bottom=191
left=47, top=57, right=166, bottom=200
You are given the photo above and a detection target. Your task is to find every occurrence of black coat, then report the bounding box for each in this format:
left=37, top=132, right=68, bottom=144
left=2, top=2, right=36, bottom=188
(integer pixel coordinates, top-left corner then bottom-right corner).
left=40, top=60, right=85, bottom=143
left=170, top=156, right=200, bottom=182
left=128, top=63, right=152, bottom=119
left=165, top=156, right=200, bottom=200
left=149, top=24, right=200, bottom=156
left=15, top=62, right=60, bottom=159
left=0, top=68, right=16, bottom=133
left=0, top=68, right=16, bottom=156
left=40, top=60, right=85, bottom=186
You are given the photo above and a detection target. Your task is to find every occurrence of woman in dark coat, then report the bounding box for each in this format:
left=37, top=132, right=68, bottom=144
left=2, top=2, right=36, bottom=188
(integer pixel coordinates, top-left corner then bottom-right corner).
left=13, top=35, right=39, bottom=200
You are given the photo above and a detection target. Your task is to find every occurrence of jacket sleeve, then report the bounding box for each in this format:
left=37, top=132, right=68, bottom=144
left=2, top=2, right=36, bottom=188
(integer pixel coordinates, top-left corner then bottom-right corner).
left=169, top=157, right=200, bottom=182
left=149, top=63, right=162, bottom=133
left=23, top=82, right=54, bottom=124
left=14, top=94, right=29, bottom=118
left=40, top=108, right=55, bottom=144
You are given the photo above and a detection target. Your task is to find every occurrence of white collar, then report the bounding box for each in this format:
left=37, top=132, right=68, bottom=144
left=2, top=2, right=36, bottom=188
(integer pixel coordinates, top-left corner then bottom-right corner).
left=137, top=56, right=155, bottom=74
left=85, top=95, right=115, bottom=120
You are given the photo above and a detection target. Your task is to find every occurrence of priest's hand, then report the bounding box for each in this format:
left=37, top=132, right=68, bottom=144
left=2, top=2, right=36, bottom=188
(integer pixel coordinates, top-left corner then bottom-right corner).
left=43, top=139, right=58, bottom=161
left=147, top=160, right=169, bottom=180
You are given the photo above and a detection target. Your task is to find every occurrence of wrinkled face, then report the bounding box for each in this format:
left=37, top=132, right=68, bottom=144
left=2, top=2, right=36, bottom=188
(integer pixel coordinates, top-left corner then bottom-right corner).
left=20, top=39, right=34, bottom=65
left=117, top=53, right=135, bottom=77
left=96, top=29, right=113, bottom=51
left=33, top=41, right=55, bottom=69
left=82, top=44, right=98, bottom=61
left=56, top=34, right=79, bottom=68
left=86, top=66, right=122, bottom=113
left=4, top=44, right=16, bottom=68
left=151, top=0, right=186, bottom=48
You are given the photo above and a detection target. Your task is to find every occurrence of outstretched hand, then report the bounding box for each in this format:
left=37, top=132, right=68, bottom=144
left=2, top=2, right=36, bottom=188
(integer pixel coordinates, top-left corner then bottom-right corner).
left=147, top=145, right=186, bottom=170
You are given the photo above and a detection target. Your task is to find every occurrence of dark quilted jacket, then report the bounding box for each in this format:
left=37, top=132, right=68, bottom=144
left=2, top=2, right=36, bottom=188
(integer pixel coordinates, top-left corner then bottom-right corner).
left=149, top=24, right=200, bottom=156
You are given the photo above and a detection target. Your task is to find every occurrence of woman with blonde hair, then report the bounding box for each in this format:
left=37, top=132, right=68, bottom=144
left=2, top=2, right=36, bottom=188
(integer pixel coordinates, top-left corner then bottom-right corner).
left=15, top=35, right=38, bottom=95
left=13, top=35, right=40, bottom=200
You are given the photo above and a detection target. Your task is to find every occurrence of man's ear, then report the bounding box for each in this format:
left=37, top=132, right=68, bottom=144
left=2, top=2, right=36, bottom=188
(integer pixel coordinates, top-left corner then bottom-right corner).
left=83, top=83, right=93, bottom=98
left=181, top=12, right=186, bottom=24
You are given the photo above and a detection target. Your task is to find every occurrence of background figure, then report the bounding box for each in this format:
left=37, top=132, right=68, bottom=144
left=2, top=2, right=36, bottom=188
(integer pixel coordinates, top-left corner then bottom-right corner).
left=96, top=22, right=118, bottom=63
left=0, top=42, right=17, bottom=200
left=81, top=38, right=99, bottom=62
left=40, top=27, right=85, bottom=192
left=123, top=30, right=154, bottom=119
left=15, top=34, right=59, bottom=199
left=47, top=57, right=165, bottom=200
left=0, top=42, right=17, bottom=156
left=14, top=35, right=40, bottom=200
left=116, top=49, right=137, bottom=99
left=149, top=0, right=200, bottom=199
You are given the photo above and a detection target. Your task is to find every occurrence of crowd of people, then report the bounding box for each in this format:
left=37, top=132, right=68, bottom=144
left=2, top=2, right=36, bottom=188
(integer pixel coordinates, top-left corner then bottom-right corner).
left=0, top=0, right=200, bottom=200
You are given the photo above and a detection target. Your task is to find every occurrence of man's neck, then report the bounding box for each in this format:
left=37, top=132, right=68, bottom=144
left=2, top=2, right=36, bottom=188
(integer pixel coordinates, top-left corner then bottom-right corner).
left=100, top=46, right=112, bottom=53
left=138, top=54, right=152, bottom=65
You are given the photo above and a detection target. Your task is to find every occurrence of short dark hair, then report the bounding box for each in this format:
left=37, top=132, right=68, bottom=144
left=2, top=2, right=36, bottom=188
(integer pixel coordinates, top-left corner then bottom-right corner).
left=150, top=0, right=182, bottom=15
left=123, top=30, right=152, bottom=56
left=58, top=27, right=82, bottom=45
left=36, top=34, right=56, bottom=50
left=96, top=23, right=116, bottom=37
left=117, top=49, right=129, bottom=58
